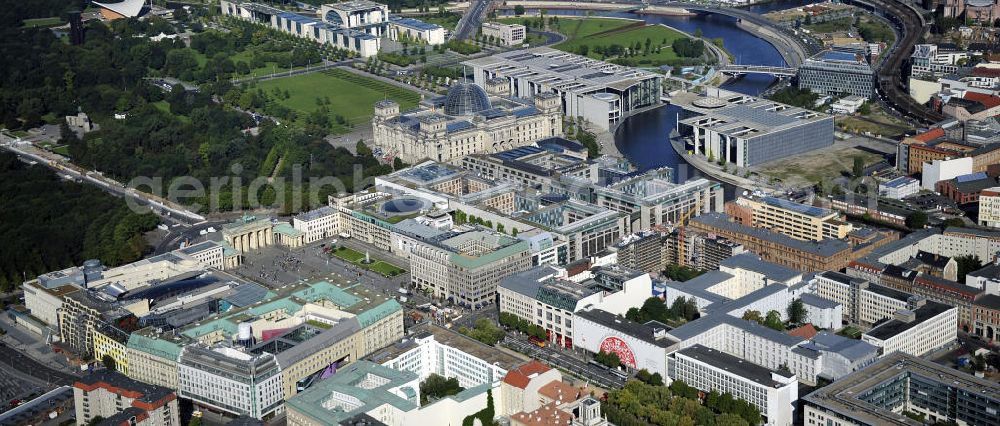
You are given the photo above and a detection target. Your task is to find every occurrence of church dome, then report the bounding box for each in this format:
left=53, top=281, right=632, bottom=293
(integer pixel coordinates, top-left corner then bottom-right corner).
left=443, top=83, right=492, bottom=116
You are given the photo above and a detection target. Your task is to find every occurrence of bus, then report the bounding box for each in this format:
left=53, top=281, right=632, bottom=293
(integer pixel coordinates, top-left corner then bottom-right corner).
left=529, top=336, right=547, bottom=348
left=609, top=369, right=629, bottom=379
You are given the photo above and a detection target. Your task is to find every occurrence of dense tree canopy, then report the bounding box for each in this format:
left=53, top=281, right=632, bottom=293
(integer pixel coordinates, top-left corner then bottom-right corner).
left=0, top=153, right=159, bottom=291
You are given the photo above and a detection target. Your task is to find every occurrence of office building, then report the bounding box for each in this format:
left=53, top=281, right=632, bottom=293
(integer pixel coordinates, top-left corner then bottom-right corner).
left=798, top=331, right=879, bottom=381
left=973, top=294, right=1000, bottom=340
left=813, top=271, right=923, bottom=328
left=979, top=187, right=1000, bottom=228
left=802, top=352, right=1000, bottom=426
left=689, top=213, right=854, bottom=272
left=861, top=300, right=957, bottom=357
left=674, top=90, right=835, bottom=167
left=727, top=196, right=853, bottom=241
left=387, top=17, right=445, bottom=45
left=798, top=48, right=875, bottom=97
left=368, top=323, right=529, bottom=389
left=292, top=206, right=338, bottom=243
left=402, top=223, right=532, bottom=308
left=74, top=370, right=180, bottom=426
left=178, top=345, right=284, bottom=420
left=481, top=22, right=526, bottom=46
left=371, top=83, right=563, bottom=164
left=220, top=1, right=383, bottom=57
left=518, top=198, right=627, bottom=262
left=672, top=345, right=797, bottom=426
left=593, top=173, right=724, bottom=231
left=285, top=360, right=494, bottom=426
left=465, top=47, right=663, bottom=131
left=498, top=264, right=650, bottom=348
left=572, top=308, right=680, bottom=378
left=878, top=176, right=920, bottom=199
left=460, top=139, right=596, bottom=191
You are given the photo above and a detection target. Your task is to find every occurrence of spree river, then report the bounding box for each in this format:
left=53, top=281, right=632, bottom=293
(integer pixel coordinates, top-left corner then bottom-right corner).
left=510, top=1, right=819, bottom=185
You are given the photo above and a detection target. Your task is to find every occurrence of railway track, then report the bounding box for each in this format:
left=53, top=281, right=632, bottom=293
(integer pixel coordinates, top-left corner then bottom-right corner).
left=860, top=0, right=944, bottom=124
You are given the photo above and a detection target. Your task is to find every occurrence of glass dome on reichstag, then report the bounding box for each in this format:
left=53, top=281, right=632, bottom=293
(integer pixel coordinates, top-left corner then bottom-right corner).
left=443, top=83, right=492, bottom=116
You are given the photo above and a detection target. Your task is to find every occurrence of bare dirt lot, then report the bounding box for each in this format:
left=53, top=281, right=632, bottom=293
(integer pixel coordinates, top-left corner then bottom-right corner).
left=752, top=137, right=893, bottom=188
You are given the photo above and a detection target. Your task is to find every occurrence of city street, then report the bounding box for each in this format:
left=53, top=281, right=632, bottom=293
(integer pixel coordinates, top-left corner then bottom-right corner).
left=502, top=335, right=627, bottom=390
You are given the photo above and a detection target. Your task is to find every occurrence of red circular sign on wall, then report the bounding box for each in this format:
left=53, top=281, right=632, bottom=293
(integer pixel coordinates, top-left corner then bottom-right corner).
left=599, top=336, right=636, bottom=368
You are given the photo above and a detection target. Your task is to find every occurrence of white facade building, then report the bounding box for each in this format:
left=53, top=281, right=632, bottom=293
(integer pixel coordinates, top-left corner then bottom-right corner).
left=573, top=309, right=679, bottom=378
left=481, top=22, right=526, bottom=46
left=672, top=345, right=797, bottom=426
left=292, top=206, right=339, bottom=243
left=498, top=264, right=651, bottom=349
left=922, top=157, right=973, bottom=190
left=979, top=187, right=1000, bottom=228
left=375, top=324, right=521, bottom=389
left=388, top=17, right=445, bottom=45
left=861, top=301, right=958, bottom=357
left=178, top=346, right=284, bottom=420
left=879, top=176, right=920, bottom=199
left=830, top=95, right=866, bottom=114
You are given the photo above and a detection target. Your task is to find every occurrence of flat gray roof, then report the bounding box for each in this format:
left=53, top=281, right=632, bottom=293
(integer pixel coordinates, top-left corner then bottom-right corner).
left=803, top=352, right=1000, bottom=425
left=677, top=344, right=794, bottom=388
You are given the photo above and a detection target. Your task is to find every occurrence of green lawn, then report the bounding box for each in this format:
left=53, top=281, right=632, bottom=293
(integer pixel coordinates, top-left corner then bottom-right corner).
left=366, top=261, right=406, bottom=277
left=22, top=17, right=64, bottom=28
left=498, top=17, right=690, bottom=67
left=332, top=247, right=406, bottom=277
left=257, top=69, right=420, bottom=132
left=420, top=13, right=461, bottom=31
left=803, top=17, right=854, bottom=34
left=152, top=101, right=191, bottom=123
left=333, top=247, right=366, bottom=262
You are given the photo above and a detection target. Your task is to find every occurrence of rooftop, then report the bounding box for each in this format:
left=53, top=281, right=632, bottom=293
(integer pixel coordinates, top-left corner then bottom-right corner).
left=463, top=47, right=660, bottom=94
left=677, top=344, right=795, bottom=388
left=802, top=352, right=1000, bottom=425
left=286, top=361, right=420, bottom=425
left=75, top=370, right=175, bottom=408
left=575, top=309, right=678, bottom=348
left=863, top=300, right=954, bottom=341
left=502, top=360, right=553, bottom=389
left=366, top=323, right=529, bottom=371
left=720, top=252, right=801, bottom=282
left=691, top=213, right=850, bottom=258
left=511, top=402, right=574, bottom=426
left=675, top=91, right=830, bottom=137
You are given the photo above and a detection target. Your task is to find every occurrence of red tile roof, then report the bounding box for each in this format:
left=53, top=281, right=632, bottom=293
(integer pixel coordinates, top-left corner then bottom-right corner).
left=537, top=380, right=581, bottom=404
left=964, top=91, right=1000, bottom=109
left=971, top=67, right=1000, bottom=78
left=502, top=360, right=552, bottom=389
left=511, top=402, right=573, bottom=426
left=787, top=324, right=818, bottom=340
left=911, top=127, right=945, bottom=143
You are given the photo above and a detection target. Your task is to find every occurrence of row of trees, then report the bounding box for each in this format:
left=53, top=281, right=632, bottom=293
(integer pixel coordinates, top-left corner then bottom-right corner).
left=595, top=349, right=621, bottom=369
left=459, top=317, right=505, bottom=346
left=626, top=297, right=699, bottom=324
left=499, top=312, right=546, bottom=340
left=741, top=309, right=785, bottom=331
left=603, top=379, right=761, bottom=426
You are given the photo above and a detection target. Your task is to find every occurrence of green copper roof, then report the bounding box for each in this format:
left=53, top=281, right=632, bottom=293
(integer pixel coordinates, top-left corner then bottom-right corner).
left=180, top=317, right=239, bottom=339
left=127, top=332, right=183, bottom=360
left=286, top=360, right=419, bottom=426
left=274, top=223, right=304, bottom=237
left=292, top=280, right=361, bottom=308
left=448, top=239, right=529, bottom=270
left=355, top=299, right=402, bottom=327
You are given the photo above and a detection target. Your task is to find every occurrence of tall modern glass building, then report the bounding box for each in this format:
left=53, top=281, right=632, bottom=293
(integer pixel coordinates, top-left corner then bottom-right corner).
left=798, top=48, right=876, bottom=98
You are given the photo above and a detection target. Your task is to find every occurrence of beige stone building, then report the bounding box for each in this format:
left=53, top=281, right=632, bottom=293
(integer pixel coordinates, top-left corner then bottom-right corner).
left=372, top=82, right=562, bottom=164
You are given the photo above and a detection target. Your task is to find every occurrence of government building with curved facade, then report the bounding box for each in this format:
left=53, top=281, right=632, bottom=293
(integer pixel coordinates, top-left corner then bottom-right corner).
left=372, top=82, right=563, bottom=164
